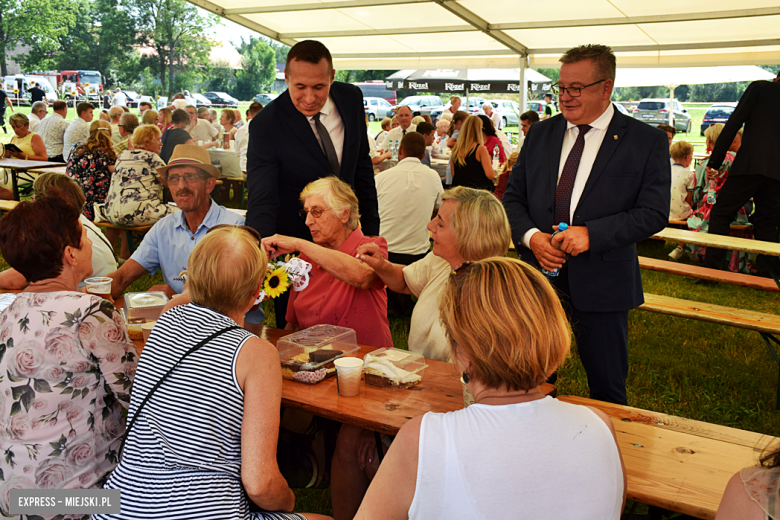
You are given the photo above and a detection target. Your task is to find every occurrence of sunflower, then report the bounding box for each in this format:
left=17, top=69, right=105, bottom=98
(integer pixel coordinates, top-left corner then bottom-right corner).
left=264, top=267, right=290, bottom=299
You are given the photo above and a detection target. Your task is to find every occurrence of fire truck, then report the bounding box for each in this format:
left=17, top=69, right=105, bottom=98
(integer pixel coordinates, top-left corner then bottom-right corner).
left=56, top=70, right=104, bottom=102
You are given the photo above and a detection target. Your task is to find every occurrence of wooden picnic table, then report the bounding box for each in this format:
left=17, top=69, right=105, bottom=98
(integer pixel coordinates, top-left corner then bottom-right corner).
left=0, top=158, right=65, bottom=200
left=652, top=227, right=780, bottom=257
left=558, top=395, right=773, bottom=520
left=26, top=165, right=67, bottom=175
left=128, top=319, right=554, bottom=436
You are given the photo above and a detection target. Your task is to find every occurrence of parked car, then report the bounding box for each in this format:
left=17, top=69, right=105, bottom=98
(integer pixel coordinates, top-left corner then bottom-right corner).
left=613, top=103, right=630, bottom=116
left=191, top=93, right=212, bottom=108
left=465, top=97, right=489, bottom=115
left=488, top=100, right=521, bottom=127
left=391, top=95, right=444, bottom=120
left=254, top=93, right=278, bottom=105
left=363, top=97, right=393, bottom=121
left=122, top=90, right=140, bottom=108
left=632, top=98, right=692, bottom=133
left=203, top=91, right=239, bottom=108
left=700, top=102, right=738, bottom=136
left=354, top=81, right=396, bottom=106
left=526, top=100, right=547, bottom=116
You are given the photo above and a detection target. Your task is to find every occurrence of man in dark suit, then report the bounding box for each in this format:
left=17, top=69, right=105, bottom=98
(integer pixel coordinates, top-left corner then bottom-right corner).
left=246, top=40, right=379, bottom=327
left=704, top=71, right=780, bottom=277
left=503, top=44, right=670, bottom=405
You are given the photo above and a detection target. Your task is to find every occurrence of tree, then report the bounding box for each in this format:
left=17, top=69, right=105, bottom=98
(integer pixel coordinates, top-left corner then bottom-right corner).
left=127, top=0, right=215, bottom=94
left=267, top=39, right=289, bottom=64
left=234, top=37, right=275, bottom=100
left=205, top=59, right=235, bottom=94
left=0, top=0, right=75, bottom=75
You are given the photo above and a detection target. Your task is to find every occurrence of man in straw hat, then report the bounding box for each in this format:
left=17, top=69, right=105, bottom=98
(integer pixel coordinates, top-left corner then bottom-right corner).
left=105, top=144, right=263, bottom=321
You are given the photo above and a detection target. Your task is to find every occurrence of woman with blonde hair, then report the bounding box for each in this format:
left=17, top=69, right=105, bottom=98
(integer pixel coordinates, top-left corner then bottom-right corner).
left=445, top=95, right=461, bottom=116
left=3, top=113, right=47, bottom=161
left=443, top=110, right=470, bottom=186
left=141, top=109, right=158, bottom=126
left=158, top=107, right=173, bottom=134
left=332, top=187, right=512, bottom=518
left=493, top=151, right=518, bottom=201
left=354, top=257, right=626, bottom=519
left=450, top=115, right=495, bottom=192
left=99, top=226, right=329, bottom=520
left=66, top=119, right=117, bottom=220
left=102, top=124, right=176, bottom=256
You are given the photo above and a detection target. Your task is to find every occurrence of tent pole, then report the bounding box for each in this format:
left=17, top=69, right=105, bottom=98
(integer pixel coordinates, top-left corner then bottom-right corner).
left=668, top=84, right=677, bottom=128
left=520, top=54, right=527, bottom=114
left=465, top=88, right=469, bottom=111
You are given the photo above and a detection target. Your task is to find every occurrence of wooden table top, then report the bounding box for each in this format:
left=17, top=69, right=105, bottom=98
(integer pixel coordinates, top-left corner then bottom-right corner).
left=652, top=227, right=780, bottom=257
left=130, top=320, right=554, bottom=436
left=0, top=159, right=65, bottom=170
left=558, top=395, right=774, bottom=520
left=27, top=165, right=67, bottom=175
left=0, top=200, right=20, bottom=212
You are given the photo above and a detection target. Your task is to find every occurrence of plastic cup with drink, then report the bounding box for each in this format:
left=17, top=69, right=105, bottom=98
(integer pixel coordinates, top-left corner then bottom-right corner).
left=84, top=277, right=113, bottom=302
left=335, top=357, right=363, bottom=397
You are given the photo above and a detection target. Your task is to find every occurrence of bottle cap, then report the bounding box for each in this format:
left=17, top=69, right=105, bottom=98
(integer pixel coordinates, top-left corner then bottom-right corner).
left=558, top=222, right=568, bottom=231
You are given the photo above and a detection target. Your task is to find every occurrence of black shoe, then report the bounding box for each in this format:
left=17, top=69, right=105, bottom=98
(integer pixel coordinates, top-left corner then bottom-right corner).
left=694, top=278, right=718, bottom=286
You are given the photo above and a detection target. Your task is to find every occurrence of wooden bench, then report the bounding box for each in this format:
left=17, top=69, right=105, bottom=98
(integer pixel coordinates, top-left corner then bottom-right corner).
left=668, top=219, right=751, bottom=231
left=557, top=395, right=774, bottom=520
left=94, top=221, right=154, bottom=255
left=639, top=256, right=779, bottom=293
left=639, top=293, right=780, bottom=408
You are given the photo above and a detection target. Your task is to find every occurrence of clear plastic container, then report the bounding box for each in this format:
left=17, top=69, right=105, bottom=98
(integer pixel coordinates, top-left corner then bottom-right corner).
left=124, top=291, right=169, bottom=323
left=277, top=325, right=360, bottom=384
left=363, top=348, right=428, bottom=389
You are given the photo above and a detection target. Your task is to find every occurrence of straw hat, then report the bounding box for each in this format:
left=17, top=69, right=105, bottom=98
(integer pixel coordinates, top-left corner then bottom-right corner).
left=157, top=144, right=221, bottom=181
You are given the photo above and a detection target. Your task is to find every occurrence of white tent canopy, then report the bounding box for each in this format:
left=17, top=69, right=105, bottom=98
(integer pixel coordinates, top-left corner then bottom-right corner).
left=189, top=0, right=780, bottom=70
left=615, top=66, right=776, bottom=88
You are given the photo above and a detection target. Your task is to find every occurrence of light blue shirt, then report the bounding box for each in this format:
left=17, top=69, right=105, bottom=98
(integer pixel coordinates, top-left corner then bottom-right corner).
left=129, top=200, right=264, bottom=323
left=421, top=148, right=431, bottom=167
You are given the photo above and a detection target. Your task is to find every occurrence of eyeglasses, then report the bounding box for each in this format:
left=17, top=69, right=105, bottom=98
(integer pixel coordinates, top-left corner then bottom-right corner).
left=166, top=173, right=207, bottom=184
left=551, top=79, right=606, bottom=98
left=298, top=206, right=330, bottom=220
left=207, top=224, right=262, bottom=248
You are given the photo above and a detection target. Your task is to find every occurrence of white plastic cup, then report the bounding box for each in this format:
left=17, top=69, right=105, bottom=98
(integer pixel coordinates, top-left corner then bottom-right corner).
left=84, top=277, right=112, bottom=301
left=141, top=321, right=156, bottom=342
left=335, top=357, right=363, bottom=397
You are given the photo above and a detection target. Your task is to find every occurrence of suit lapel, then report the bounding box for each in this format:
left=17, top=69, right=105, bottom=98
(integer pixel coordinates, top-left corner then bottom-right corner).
left=549, top=116, right=568, bottom=198
left=577, top=111, right=626, bottom=207
left=280, top=91, right=331, bottom=172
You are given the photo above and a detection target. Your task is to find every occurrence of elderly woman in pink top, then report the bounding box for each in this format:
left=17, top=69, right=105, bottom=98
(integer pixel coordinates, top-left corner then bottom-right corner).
left=261, top=176, right=393, bottom=349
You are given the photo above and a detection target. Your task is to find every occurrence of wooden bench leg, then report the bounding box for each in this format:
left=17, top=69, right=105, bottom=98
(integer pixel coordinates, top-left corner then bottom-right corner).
left=760, top=333, right=780, bottom=410
left=124, top=229, right=144, bottom=255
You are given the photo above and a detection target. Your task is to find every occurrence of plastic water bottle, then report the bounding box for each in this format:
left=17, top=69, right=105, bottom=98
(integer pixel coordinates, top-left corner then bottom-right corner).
left=541, top=222, right=568, bottom=278
left=493, top=144, right=500, bottom=163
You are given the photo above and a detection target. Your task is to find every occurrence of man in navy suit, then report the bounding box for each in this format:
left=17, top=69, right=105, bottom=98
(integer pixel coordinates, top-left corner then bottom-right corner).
left=503, top=44, right=670, bottom=404
left=246, top=40, right=379, bottom=327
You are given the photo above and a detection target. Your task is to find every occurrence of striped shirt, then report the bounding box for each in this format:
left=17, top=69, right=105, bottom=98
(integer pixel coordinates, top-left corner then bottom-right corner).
left=96, top=303, right=304, bottom=520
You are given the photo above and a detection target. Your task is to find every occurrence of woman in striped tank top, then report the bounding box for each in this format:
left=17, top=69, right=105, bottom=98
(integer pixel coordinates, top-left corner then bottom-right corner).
left=95, top=226, right=329, bottom=520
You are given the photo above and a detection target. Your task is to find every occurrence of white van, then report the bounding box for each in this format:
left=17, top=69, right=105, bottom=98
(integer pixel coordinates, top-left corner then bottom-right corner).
left=2, top=74, right=58, bottom=104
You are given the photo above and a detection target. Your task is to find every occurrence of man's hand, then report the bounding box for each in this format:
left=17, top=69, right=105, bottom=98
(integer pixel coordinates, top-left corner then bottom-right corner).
left=705, top=166, right=720, bottom=180
left=260, top=234, right=302, bottom=259
left=529, top=232, right=565, bottom=272
left=551, top=225, right=590, bottom=256
left=355, top=243, right=386, bottom=270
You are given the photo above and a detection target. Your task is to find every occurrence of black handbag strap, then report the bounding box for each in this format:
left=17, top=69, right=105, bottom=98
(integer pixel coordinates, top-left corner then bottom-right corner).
left=119, top=325, right=242, bottom=456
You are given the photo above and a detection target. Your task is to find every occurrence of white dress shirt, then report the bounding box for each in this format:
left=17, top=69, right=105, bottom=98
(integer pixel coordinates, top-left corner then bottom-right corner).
left=189, top=119, right=218, bottom=143
left=112, top=92, right=127, bottom=107
left=381, top=124, right=417, bottom=151
left=306, top=96, right=344, bottom=166
left=522, top=103, right=615, bottom=248
left=496, top=129, right=512, bottom=160
left=171, top=99, right=189, bottom=111
left=63, top=117, right=90, bottom=161
left=375, top=157, right=444, bottom=255
left=374, top=130, right=388, bottom=149
left=367, top=132, right=378, bottom=159
left=28, top=113, right=41, bottom=134
left=235, top=118, right=251, bottom=172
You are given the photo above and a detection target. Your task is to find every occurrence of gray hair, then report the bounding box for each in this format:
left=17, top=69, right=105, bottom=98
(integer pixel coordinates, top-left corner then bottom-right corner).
left=108, top=106, right=124, bottom=119
left=299, top=176, right=361, bottom=231
left=31, top=102, right=47, bottom=113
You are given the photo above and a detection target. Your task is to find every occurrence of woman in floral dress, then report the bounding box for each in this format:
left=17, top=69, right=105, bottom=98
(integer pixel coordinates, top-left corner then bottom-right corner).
left=687, top=124, right=752, bottom=272
left=0, top=196, right=137, bottom=518
left=66, top=120, right=117, bottom=221
left=101, top=124, right=178, bottom=228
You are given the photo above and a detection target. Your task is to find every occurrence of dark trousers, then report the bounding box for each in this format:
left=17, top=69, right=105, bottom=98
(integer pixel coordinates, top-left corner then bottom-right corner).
left=703, top=174, right=780, bottom=273
left=552, top=266, right=630, bottom=405
left=387, top=251, right=427, bottom=317
left=48, top=155, right=64, bottom=163
left=274, top=290, right=290, bottom=329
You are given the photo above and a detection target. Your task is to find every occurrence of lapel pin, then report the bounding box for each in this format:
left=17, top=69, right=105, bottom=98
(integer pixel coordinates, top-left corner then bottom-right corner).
left=613, top=135, right=619, bottom=140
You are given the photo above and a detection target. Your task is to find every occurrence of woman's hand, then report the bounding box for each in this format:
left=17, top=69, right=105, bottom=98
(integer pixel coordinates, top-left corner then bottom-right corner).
left=355, top=429, right=380, bottom=474
left=261, top=234, right=302, bottom=259
left=355, top=243, right=386, bottom=270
